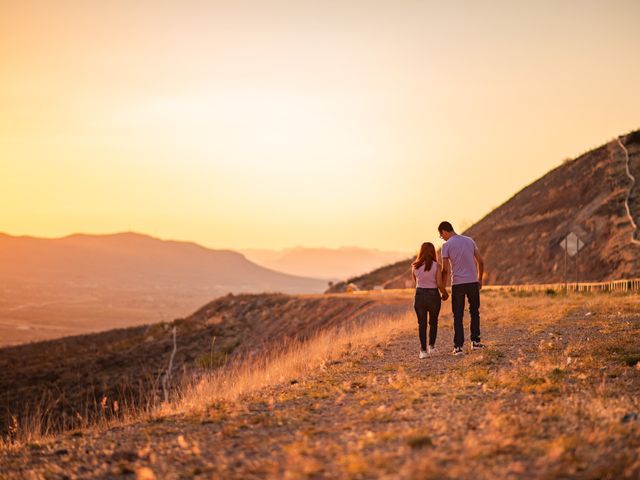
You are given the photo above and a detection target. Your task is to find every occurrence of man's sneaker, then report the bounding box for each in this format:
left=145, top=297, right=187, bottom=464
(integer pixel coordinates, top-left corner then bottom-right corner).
left=428, top=345, right=436, bottom=355
left=452, top=347, right=464, bottom=356
left=419, top=350, right=428, bottom=359
left=471, top=341, right=485, bottom=350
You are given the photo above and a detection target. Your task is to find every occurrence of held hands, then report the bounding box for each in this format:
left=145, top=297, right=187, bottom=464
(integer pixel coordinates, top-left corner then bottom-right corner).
left=441, top=290, right=449, bottom=301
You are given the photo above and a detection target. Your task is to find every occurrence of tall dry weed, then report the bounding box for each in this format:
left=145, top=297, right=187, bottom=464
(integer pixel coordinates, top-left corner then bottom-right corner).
left=175, top=312, right=414, bottom=413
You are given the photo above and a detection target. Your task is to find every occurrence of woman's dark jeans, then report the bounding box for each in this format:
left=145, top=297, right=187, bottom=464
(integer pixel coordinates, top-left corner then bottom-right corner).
left=414, top=288, right=441, bottom=351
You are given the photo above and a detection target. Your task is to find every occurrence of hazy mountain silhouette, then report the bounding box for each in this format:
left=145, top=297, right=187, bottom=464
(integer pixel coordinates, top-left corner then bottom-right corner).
left=241, top=246, right=410, bottom=280
left=0, top=232, right=326, bottom=288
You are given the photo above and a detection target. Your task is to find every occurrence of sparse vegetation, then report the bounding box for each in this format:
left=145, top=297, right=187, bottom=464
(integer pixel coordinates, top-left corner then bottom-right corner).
left=0, top=293, right=409, bottom=442
left=1, top=290, right=639, bottom=478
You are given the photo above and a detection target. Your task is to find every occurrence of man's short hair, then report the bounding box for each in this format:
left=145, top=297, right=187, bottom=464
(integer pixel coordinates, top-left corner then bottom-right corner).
left=438, top=221, right=454, bottom=233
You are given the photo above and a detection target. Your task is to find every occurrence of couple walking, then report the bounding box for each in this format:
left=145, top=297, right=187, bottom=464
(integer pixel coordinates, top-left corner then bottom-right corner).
left=411, top=221, right=485, bottom=358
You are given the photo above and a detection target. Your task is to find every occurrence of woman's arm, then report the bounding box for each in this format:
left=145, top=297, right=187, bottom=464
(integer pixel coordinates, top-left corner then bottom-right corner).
left=436, top=263, right=449, bottom=300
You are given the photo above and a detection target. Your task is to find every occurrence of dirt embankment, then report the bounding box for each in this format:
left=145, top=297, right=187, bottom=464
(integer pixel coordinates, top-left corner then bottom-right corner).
left=0, top=292, right=412, bottom=436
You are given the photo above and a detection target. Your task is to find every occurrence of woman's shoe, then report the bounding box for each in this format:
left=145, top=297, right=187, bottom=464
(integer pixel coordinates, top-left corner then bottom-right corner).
left=419, top=350, right=428, bottom=359
left=428, top=345, right=436, bottom=355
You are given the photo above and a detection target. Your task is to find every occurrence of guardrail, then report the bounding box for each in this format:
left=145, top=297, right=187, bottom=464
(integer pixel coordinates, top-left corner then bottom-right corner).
left=345, top=279, right=640, bottom=295
left=483, top=279, right=640, bottom=293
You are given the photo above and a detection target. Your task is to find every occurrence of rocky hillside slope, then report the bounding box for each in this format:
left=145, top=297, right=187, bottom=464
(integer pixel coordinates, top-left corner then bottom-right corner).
left=329, top=129, right=640, bottom=290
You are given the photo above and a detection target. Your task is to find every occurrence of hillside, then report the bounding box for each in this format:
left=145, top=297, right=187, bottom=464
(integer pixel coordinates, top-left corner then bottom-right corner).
left=0, top=232, right=328, bottom=347
left=328, top=260, right=413, bottom=292
left=0, top=292, right=410, bottom=437
left=1, top=290, right=639, bottom=478
left=328, top=129, right=640, bottom=291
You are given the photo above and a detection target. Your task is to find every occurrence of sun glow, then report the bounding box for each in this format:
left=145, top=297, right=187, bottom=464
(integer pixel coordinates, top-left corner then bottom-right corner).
left=1, top=1, right=640, bottom=251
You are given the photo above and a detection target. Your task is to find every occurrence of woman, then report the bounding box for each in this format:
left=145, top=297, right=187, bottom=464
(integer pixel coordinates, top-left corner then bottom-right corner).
left=412, top=242, right=449, bottom=358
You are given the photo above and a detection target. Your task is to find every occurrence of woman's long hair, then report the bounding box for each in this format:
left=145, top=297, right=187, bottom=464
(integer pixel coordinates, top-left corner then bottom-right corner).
left=412, top=242, right=437, bottom=272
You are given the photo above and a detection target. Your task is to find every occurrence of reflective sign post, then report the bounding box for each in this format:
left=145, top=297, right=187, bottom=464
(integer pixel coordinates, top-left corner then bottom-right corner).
left=559, top=232, right=585, bottom=292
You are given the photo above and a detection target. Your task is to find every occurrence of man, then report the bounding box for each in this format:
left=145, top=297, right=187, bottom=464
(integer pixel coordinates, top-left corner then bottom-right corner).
left=438, top=221, right=485, bottom=355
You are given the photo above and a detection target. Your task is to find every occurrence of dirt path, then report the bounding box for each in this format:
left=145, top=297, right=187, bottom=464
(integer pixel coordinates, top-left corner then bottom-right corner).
left=2, top=293, right=639, bottom=479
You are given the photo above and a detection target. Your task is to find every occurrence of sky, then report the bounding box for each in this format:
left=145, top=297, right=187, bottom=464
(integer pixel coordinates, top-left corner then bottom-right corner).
left=1, top=0, right=639, bottom=252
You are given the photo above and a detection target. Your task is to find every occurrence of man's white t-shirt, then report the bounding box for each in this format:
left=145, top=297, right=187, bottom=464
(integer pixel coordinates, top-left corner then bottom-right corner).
left=441, top=234, right=479, bottom=286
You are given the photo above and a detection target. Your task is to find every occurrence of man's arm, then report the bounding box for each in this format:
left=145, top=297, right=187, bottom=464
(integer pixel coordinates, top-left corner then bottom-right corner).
left=441, top=256, right=451, bottom=288
left=436, top=263, right=449, bottom=300
left=474, top=248, right=484, bottom=290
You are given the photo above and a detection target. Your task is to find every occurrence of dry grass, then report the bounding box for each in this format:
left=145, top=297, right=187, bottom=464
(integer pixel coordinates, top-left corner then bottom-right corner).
left=2, top=290, right=639, bottom=479
left=0, top=296, right=411, bottom=449
left=174, top=311, right=414, bottom=413
left=0, top=391, right=159, bottom=451
left=174, top=290, right=632, bottom=478
left=0, top=292, right=395, bottom=447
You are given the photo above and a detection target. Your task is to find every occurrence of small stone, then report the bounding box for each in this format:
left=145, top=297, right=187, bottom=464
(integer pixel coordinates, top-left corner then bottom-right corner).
left=136, top=467, right=157, bottom=480
left=177, top=435, right=189, bottom=449
left=621, top=412, right=638, bottom=423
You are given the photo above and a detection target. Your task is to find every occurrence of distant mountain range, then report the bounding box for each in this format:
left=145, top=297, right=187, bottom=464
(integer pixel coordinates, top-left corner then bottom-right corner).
left=241, top=246, right=410, bottom=280
left=328, top=128, right=640, bottom=291
left=0, top=232, right=326, bottom=290
left=0, top=232, right=327, bottom=346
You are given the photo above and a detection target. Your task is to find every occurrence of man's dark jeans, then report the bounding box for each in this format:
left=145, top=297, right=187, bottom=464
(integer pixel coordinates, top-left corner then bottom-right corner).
left=451, top=282, right=480, bottom=348
left=414, top=288, right=441, bottom=351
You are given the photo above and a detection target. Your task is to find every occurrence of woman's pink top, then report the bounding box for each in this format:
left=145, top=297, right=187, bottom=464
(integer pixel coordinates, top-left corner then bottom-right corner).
left=412, top=261, right=439, bottom=288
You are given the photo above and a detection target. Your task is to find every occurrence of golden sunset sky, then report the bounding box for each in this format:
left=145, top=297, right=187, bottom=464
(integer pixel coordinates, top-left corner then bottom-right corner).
left=1, top=0, right=639, bottom=252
